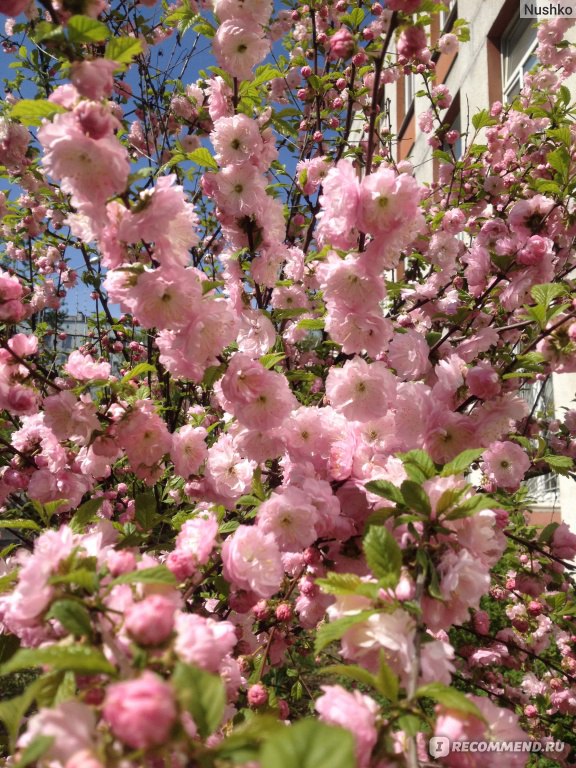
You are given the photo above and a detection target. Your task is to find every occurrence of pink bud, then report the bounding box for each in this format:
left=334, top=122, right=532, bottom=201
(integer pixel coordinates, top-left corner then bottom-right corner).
left=247, top=683, right=268, bottom=708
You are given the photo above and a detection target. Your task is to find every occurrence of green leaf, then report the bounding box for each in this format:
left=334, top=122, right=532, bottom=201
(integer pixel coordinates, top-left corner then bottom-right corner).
left=1, top=645, right=116, bottom=677
left=109, top=565, right=177, bottom=587
left=547, top=146, right=571, bottom=180
left=135, top=491, right=158, bottom=531
left=11, top=99, right=66, bottom=126
left=441, top=448, right=483, bottom=477
left=316, top=573, right=362, bottom=595
left=319, top=664, right=377, bottom=689
left=471, top=109, right=496, bottom=131
left=120, top=363, right=156, bottom=383
left=363, top=526, right=402, bottom=588
left=297, top=318, right=325, bottom=330
left=260, top=352, right=285, bottom=369
left=538, top=522, right=559, bottom=544
left=399, top=449, right=436, bottom=482
left=364, top=480, right=404, bottom=505
left=14, top=735, right=54, bottom=768
left=201, top=279, right=225, bottom=294
left=414, top=683, right=484, bottom=718
left=186, top=147, right=218, bottom=170
left=35, top=670, right=77, bottom=708
left=172, top=663, right=225, bottom=739
left=104, top=36, right=142, bottom=63
left=0, top=634, right=19, bottom=665
left=69, top=498, right=104, bottom=532
left=530, top=283, right=566, bottom=308
left=400, top=480, right=431, bottom=516
left=0, top=682, right=39, bottom=751
left=49, top=569, right=98, bottom=591
left=46, top=600, right=93, bottom=640
left=543, top=454, right=573, bottom=472
left=0, top=519, right=41, bottom=531
left=31, top=21, right=63, bottom=43
left=260, top=720, right=355, bottom=768
left=67, top=15, right=110, bottom=42
left=445, top=493, right=497, bottom=520
left=347, top=7, right=364, bottom=26
left=376, top=654, right=399, bottom=702
left=314, top=611, right=374, bottom=654
left=0, top=571, right=18, bottom=594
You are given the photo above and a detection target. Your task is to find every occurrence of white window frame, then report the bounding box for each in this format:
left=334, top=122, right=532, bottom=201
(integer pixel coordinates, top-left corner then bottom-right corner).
left=439, top=0, right=456, bottom=32
left=521, top=377, right=560, bottom=504
left=502, top=15, right=537, bottom=103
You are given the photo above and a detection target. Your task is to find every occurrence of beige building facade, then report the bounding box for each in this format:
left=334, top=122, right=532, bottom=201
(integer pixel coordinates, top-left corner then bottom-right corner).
left=384, top=0, right=576, bottom=528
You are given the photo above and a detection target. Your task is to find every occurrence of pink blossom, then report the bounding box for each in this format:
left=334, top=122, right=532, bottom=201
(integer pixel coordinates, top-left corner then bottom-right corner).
left=171, top=425, right=208, bottom=478
left=214, top=0, right=272, bottom=25
left=551, top=522, right=576, bottom=560
left=396, top=25, right=427, bottom=61
left=117, top=401, right=172, bottom=481
left=211, top=114, right=263, bottom=166
left=466, top=362, right=501, bottom=400
left=20, top=702, right=96, bottom=765
left=439, top=32, right=459, bottom=55
left=357, top=168, right=422, bottom=244
left=204, top=433, right=255, bottom=502
left=38, top=111, right=129, bottom=209
left=423, top=548, right=490, bottom=632
left=316, top=685, right=378, bottom=768
left=213, top=20, right=270, bottom=82
left=103, top=672, right=177, bottom=750
left=237, top=309, right=276, bottom=357
left=64, top=350, right=111, bottom=381
left=0, top=268, right=25, bottom=322
left=388, top=329, right=431, bottom=380
left=65, top=751, right=104, bottom=768
left=0, top=0, right=30, bottom=15
left=316, top=160, right=361, bottom=250
left=127, top=266, right=203, bottom=329
left=70, top=60, right=118, bottom=101
left=220, top=353, right=297, bottom=429
left=482, top=440, right=531, bottom=490
left=329, top=28, right=356, bottom=60
left=174, top=613, right=236, bottom=673
left=118, top=175, right=199, bottom=267
left=257, top=486, right=318, bottom=552
left=221, top=524, right=284, bottom=598
left=325, top=356, right=396, bottom=422
left=124, top=594, right=176, bottom=645
left=435, top=696, right=530, bottom=768
left=43, top=391, right=100, bottom=445
left=167, top=512, right=218, bottom=580
left=420, top=638, right=455, bottom=685
left=157, top=297, right=239, bottom=382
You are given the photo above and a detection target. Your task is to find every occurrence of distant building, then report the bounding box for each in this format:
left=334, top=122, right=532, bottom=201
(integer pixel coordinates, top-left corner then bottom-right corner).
left=384, top=0, right=576, bottom=529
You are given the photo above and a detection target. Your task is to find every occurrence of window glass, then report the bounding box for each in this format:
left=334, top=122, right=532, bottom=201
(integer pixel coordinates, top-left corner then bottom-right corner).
left=439, top=0, right=456, bottom=32
left=521, top=377, right=560, bottom=503
left=502, top=16, right=537, bottom=102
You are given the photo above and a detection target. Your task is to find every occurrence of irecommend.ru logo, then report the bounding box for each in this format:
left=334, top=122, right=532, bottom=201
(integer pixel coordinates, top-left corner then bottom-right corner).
left=429, top=736, right=565, bottom=758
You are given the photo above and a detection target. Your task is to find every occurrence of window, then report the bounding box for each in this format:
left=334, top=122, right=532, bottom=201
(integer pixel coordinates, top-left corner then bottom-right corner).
left=404, top=70, right=415, bottom=110
left=502, top=15, right=537, bottom=102
left=521, top=377, right=560, bottom=504
left=439, top=0, right=456, bottom=32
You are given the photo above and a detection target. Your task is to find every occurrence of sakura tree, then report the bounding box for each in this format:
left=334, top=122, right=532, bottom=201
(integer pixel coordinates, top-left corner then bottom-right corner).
left=0, top=0, right=576, bottom=766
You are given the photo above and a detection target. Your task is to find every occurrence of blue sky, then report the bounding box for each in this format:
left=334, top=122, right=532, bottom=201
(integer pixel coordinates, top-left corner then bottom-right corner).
left=0, top=0, right=296, bottom=317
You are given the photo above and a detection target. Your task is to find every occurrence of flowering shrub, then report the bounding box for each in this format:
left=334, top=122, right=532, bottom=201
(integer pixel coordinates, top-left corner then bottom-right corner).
left=0, top=0, right=576, bottom=766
